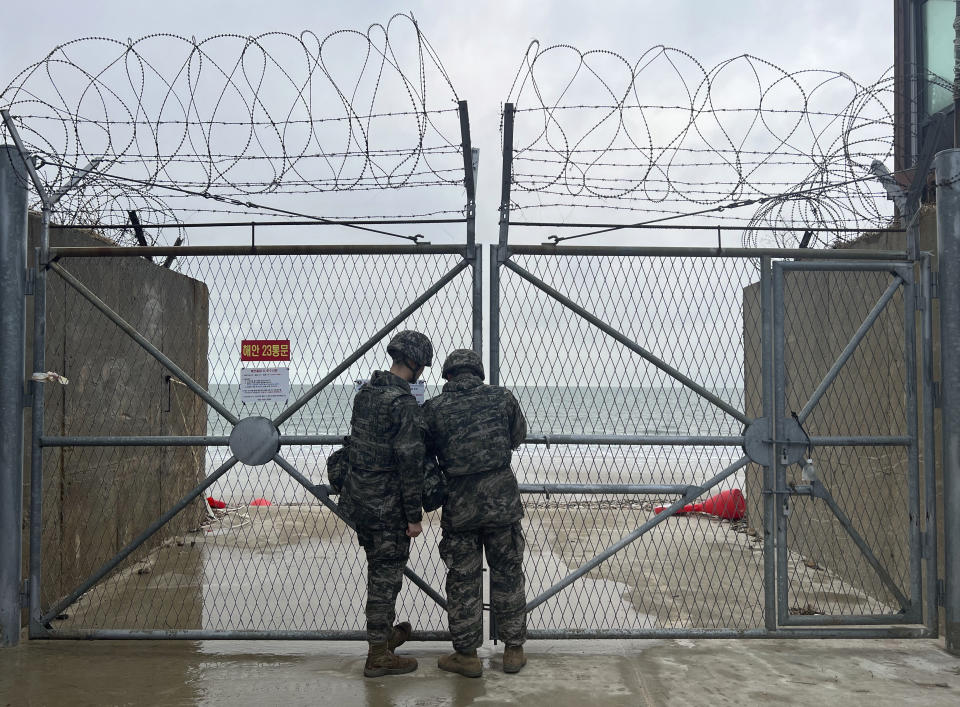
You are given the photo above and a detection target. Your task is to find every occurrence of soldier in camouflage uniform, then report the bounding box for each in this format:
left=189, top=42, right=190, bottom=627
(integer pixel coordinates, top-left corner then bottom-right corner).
left=422, top=348, right=528, bottom=677
left=340, top=330, right=432, bottom=678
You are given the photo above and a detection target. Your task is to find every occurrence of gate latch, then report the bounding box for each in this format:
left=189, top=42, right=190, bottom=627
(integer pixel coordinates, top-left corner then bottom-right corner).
left=743, top=416, right=809, bottom=466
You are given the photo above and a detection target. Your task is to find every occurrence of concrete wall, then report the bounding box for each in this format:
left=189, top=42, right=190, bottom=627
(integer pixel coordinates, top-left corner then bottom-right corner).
left=743, top=206, right=941, bottom=616
left=21, top=214, right=209, bottom=621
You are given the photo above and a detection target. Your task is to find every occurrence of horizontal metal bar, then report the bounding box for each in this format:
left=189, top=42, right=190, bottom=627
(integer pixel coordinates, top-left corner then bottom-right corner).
left=510, top=222, right=906, bottom=234
left=508, top=245, right=911, bottom=260
left=519, top=484, right=690, bottom=495
left=50, top=218, right=466, bottom=230
left=36, top=627, right=933, bottom=640
left=809, top=435, right=913, bottom=446
left=280, top=435, right=347, bottom=445
left=40, top=435, right=231, bottom=447
left=524, top=434, right=744, bottom=446
left=780, top=260, right=912, bottom=272
left=50, top=244, right=469, bottom=258
left=781, top=613, right=912, bottom=627
left=525, top=627, right=932, bottom=639
left=36, top=433, right=912, bottom=449
left=37, top=629, right=452, bottom=641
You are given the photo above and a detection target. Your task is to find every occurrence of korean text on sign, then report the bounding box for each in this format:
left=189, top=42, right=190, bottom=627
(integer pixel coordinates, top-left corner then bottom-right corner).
left=241, top=339, right=291, bottom=362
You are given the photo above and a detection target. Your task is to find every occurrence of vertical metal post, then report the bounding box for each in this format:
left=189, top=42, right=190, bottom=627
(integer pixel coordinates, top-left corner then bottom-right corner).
left=760, top=256, right=777, bottom=630
left=458, top=102, right=482, bottom=354
left=28, top=235, right=48, bottom=638
left=498, top=104, right=514, bottom=251
left=921, top=254, right=939, bottom=634
left=936, top=148, right=960, bottom=654
left=773, top=263, right=790, bottom=625
left=903, top=268, right=923, bottom=622
left=489, top=244, right=502, bottom=387
left=0, top=145, right=28, bottom=647
left=489, top=104, right=514, bottom=388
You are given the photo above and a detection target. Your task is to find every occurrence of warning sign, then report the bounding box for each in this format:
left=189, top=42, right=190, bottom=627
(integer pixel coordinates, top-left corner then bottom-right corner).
left=241, top=339, right=291, bottom=361
left=241, top=367, right=290, bottom=403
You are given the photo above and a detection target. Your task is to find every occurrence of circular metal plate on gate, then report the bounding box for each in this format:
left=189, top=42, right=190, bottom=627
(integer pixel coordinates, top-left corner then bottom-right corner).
left=229, top=416, right=281, bottom=466
left=743, top=416, right=809, bottom=466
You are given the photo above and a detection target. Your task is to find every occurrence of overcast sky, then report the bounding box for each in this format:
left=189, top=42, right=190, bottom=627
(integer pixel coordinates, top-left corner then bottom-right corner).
left=0, top=0, right=894, bottom=248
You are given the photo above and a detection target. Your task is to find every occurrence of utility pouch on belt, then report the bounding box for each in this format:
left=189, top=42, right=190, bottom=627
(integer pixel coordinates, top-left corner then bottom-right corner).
left=422, top=457, right=448, bottom=512
left=326, top=436, right=352, bottom=494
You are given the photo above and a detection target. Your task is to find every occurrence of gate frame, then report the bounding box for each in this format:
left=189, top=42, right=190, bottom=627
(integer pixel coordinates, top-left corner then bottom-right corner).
left=771, top=258, right=926, bottom=629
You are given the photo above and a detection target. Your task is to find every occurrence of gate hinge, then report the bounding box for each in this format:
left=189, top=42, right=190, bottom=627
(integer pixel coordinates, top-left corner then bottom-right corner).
left=915, top=282, right=926, bottom=311
left=20, top=580, right=30, bottom=608
left=25, top=267, right=36, bottom=296
left=931, top=270, right=940, bottom=300
left=933, top=381, right=942, bottom=410
left=937, top=579, right=946, bottom=607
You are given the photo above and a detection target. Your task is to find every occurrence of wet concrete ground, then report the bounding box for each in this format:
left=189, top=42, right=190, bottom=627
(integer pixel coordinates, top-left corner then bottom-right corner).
left=2, top=637, right=958, bottom=706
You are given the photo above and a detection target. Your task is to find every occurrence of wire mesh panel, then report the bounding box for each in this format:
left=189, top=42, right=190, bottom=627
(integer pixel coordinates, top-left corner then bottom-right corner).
left=497, top=253, right=763, bottom=633
left=40, top=249, right=472, bottom=635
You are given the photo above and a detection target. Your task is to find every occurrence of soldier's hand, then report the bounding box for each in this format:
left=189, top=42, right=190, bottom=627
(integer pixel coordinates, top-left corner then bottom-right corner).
left=406, top=522, right=423, bottom=538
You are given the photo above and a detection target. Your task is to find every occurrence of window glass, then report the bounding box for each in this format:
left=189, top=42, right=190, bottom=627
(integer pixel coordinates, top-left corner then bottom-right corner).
left=923, top=0, right=958, bottom=115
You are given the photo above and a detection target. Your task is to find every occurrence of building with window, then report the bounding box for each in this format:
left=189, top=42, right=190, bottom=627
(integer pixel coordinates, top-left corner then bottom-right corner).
left=895, top=0, right=957, bottom=177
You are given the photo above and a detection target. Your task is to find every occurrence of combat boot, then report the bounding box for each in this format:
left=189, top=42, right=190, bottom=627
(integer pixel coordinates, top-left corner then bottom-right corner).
left=387, top=621, right=412, bottom=651
left=438, top=649, right=482, bottom=678
left=503, top=645, right=527, bottom=673
left=363, top=642, right=418, bottom=678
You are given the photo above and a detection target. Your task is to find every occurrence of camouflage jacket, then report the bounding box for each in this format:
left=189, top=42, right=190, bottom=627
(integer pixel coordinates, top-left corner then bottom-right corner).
left=340, top=370, right=425, bottom=529
left=423, top=373, right=527, bottom=529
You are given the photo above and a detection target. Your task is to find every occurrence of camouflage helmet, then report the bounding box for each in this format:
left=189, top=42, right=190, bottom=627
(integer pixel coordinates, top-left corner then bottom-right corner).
left=442, top=348, right=484, bottom=379
left=387, top=330, right=433, bottom=367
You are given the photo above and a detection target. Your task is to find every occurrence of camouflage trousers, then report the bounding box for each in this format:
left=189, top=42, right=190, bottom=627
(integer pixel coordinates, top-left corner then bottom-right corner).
left=439, top=523, right=526, bottom=651
left=357, top=527, right=411, bottom=644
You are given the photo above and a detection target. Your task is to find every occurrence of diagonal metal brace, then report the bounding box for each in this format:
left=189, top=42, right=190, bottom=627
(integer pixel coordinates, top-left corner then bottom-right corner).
left=798, top=275, right=904, bottom=424
left=790, top=480, right=910, bottom=612
left=273, top=258, right=469, bottom=427
left=504, top=258, right=750, bottom=424
left=47, top=260, right=239, bottom=426
left=272, top=455, right=447, bottom=610
left=41, top=456, right=240, bottom=626
left=525, top=456, right=749, bottom=613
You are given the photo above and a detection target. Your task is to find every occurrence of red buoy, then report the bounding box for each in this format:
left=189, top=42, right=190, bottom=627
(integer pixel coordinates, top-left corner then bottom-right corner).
left=654, top=489, right=745, bottom=520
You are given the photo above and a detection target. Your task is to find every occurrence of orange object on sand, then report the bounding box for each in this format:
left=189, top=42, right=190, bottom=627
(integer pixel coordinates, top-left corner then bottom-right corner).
left=654, top=489, right=746, bottom=520
left=250, top=498, right=272, bottom=507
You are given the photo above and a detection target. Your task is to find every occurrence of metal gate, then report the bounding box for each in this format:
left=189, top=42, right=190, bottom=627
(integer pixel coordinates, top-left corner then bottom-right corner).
left=489, top=246, right=935, bottom=638
left=0, top=113, right=941, bottom=643
left=28, top=244, right=478, bottom=640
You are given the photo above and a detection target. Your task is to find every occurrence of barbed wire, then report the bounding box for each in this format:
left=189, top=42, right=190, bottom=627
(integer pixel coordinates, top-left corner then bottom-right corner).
left=504, top=42, right=948, bottom=247
left=0, top=14, right=464, bottom=245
